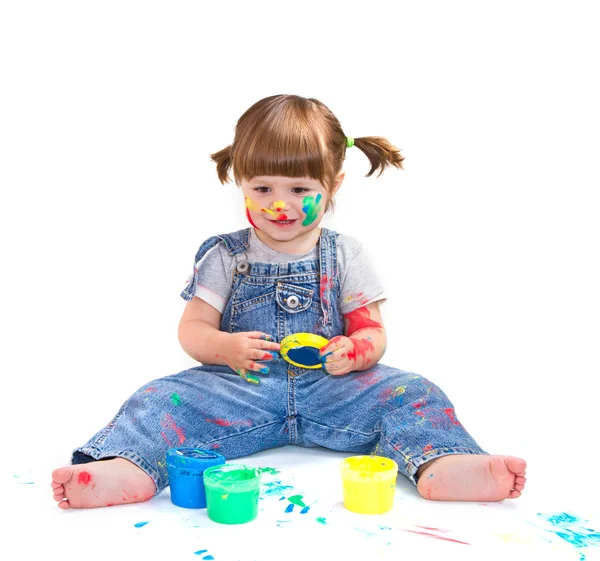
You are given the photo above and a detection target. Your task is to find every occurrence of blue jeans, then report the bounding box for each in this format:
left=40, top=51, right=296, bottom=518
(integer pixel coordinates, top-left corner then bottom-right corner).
left=74, top=228, right=486, bottom=493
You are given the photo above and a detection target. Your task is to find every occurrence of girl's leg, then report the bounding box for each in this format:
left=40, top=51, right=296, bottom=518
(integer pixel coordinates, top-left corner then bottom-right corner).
left=52, top=366, right=289, bottom=509
left=296, top=364, right=526, bottom=501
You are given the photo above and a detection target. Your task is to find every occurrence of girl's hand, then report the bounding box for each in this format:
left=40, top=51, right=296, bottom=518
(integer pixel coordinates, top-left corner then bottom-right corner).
left=219, top=331, right=280, bottom=384
left=319, top=336, right=356, bottom=376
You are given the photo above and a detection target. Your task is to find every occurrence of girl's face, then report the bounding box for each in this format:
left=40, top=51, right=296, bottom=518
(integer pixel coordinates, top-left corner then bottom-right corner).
left=241, top=174, right=343, bottom=251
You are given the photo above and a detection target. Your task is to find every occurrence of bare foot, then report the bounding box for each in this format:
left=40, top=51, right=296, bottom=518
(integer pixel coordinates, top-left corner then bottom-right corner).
left=416, top=454, right=526, bottom=502
left=51, top=458, right=156, bottom=509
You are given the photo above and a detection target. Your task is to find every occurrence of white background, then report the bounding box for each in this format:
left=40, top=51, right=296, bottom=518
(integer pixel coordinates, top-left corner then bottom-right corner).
left=1, top=0, right=599, bottom=500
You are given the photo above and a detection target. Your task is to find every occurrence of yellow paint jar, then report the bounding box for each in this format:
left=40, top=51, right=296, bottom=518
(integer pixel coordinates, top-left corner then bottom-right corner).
left=341, top=455, right=398, bottom=514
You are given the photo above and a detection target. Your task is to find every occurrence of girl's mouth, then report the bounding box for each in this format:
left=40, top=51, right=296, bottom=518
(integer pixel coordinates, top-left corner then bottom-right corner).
left=270, top=219, right=296, bottom=228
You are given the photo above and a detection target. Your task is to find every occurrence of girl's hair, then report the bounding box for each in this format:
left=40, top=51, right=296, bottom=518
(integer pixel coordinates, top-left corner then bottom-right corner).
left=210, top=94, right=404, bottom=205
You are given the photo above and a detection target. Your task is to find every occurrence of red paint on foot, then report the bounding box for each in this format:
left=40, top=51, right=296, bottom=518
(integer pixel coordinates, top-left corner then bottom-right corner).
left=77, top=471, right=92, bottom=485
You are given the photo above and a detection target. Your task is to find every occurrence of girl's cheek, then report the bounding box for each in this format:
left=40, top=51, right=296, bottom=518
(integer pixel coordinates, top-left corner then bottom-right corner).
left=245, top=197, right=260, bottom=230
left=301, top=194, right=323, bottom=226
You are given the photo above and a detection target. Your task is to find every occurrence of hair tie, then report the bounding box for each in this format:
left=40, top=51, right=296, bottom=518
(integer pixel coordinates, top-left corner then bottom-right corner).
left=346, top=137, right=354, bottom=148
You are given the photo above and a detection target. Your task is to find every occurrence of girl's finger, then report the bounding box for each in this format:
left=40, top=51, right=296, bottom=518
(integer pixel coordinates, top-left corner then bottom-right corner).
left=248, top=361, right=270, bottom=375
left=236, top=368, right=261, bottom=385
left=250, top=349, right=278, bottom=361
left=319, top=336, right=345, bottom=356
left=248, top=332, right=275, bottom=341
left=255, top=339, right=281, bottom=352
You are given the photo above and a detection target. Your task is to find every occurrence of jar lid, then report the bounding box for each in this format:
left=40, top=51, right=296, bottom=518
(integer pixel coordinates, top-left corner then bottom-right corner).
left=166, top=448, right=225, bottom=471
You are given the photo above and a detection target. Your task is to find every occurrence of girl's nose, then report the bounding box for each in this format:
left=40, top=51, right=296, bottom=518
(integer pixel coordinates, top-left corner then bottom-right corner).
left=261, top=199, right=288, bottom=216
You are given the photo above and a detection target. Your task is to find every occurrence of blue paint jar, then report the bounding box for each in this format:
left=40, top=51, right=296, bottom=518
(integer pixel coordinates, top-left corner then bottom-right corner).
left=166, top=448, right=226, bottom=508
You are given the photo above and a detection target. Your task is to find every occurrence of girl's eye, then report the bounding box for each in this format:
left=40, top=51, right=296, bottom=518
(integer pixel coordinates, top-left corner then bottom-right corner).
left=255, top=187, right=270, bottom=193
left=291, top=187, right=309, bottom=194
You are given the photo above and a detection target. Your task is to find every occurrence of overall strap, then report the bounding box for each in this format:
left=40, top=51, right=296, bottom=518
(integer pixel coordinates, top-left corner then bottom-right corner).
left=180, top=228, right=251, bottom=301
left=318, top=227, right=339, bottom=337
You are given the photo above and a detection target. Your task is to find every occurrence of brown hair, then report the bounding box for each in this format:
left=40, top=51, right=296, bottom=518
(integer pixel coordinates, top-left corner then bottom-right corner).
left=210, top=94, right=404, bottom=204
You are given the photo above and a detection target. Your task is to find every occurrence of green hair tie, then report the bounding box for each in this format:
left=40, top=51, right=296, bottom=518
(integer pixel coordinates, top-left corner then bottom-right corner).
left=346, top=137, right=354, bottom=148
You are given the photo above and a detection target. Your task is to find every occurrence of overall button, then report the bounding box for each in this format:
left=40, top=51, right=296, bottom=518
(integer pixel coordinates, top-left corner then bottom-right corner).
left=286, top=295, right=300, bottom=309
left=236, top=261, right=250, bottom=273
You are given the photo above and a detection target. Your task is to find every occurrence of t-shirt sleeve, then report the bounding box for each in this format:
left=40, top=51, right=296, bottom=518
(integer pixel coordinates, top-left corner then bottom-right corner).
left=337, top=235, right=386, bottom=315
left=190, top=244, right=233, bottom=313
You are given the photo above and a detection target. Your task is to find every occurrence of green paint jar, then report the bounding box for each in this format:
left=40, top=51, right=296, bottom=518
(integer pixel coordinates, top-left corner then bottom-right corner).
left=203, top=464, right=262, bottom=524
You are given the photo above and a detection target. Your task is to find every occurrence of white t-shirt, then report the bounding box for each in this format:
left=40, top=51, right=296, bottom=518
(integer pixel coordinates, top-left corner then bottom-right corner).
left=193, top=229, right=385, bottom=315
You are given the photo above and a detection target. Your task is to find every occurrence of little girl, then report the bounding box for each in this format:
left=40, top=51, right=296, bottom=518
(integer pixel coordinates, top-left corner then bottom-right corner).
left=51, top=94, right=526, bottom=508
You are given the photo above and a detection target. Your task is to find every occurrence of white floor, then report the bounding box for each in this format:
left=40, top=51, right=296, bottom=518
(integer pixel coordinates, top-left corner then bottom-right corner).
left=6, top=445, right=600, bottom=561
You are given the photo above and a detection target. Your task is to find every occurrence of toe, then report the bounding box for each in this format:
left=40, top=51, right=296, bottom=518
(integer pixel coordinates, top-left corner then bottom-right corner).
left=52, top=466, right=75, bottom=486
left=508, top=489, right=522, bottom=499
left=58, top=499, right=71, bottom=509
left=506, top=456, right=527, bottom=476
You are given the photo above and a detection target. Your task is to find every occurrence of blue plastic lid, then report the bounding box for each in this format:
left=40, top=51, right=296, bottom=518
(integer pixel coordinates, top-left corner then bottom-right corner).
left=166, top=448, right=225, bottom=472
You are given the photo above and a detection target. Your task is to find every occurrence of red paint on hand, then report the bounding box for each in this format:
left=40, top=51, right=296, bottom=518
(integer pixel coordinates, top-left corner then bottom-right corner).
left=347, top=337, right=375, bottom=362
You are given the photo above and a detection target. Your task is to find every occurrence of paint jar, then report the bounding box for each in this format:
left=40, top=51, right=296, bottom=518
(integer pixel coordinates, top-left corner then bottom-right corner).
left=341, top=455, right=398, bottom=514
left=203, top=464, right=262, bottom=524
left=166, top=448, right=225, bottom=509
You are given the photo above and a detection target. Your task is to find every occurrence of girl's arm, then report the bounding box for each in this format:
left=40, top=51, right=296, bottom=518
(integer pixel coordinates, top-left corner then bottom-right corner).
left=318, top=302, right=387, bottom=375
left=178, top=297, right=280, bottom=382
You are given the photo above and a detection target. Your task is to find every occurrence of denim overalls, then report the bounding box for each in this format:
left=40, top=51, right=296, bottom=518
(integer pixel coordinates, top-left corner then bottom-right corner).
left=73, top=228, right=485, bottom=493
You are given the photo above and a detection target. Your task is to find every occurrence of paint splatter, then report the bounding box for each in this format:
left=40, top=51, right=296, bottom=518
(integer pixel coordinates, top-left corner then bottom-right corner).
left=285, top=494, right=311, bottom=514
left=344, top=306, right=382, bottom=335
left=194, top=550, right=214, bottom=559
left=134, top=521, right=149, bottom=528
left=320, top=274, right=334, bottom=305
left=258, top=467, right=280, bottom=475
left=444, top=408, right=461, bottom=426
left=316, top=517, right=327, bottom=524
left=262, top=481, right=294, bottom=495
left=170, top=393, right=181, bottom=406
left=205, top=417, right=252, bottom=427
left=537, top=512, right=600, bottom=560
left=422, top=443, right=433, bottom=453
left=348, top=337, right=375, bottom=363
left=301, top=194, right=322, bottom=226
left=77, top=471, right=92, bottom=485
left=399, top=528, right=471, bottom=545
left=161, top=413, right=186, bottom=445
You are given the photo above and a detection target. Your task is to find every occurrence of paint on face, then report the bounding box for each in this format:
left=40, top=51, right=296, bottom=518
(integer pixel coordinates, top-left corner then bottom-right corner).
left=261, top=200, right=288, bottom=221
left=344, top=306, right=382, bottom=335
left=347, top=337, right=375, bottom=362
left=301, top=194, right=322, bottom=226
left=245, top=197, right=260, bottom=229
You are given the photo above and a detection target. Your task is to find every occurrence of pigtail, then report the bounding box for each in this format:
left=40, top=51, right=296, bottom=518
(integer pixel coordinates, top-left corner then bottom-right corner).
left=210, top=145, right=234, bottom=185
left=353, top=136, right=404, bottom=178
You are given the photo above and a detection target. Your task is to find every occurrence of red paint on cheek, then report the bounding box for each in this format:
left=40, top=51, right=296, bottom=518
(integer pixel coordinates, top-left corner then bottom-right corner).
left=77, top=471, right=92, bottom=486
left=347, top=338, right=375, bottom=362
left=246, top=208, right=260, bottom=230
left=344, top=307, right=382, bottom=335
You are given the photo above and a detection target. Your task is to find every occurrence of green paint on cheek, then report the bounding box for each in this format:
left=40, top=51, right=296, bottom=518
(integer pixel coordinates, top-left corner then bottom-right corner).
left=170, top=393, right=181, bottom=405
left=301, top=194, right=322, bottom=226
